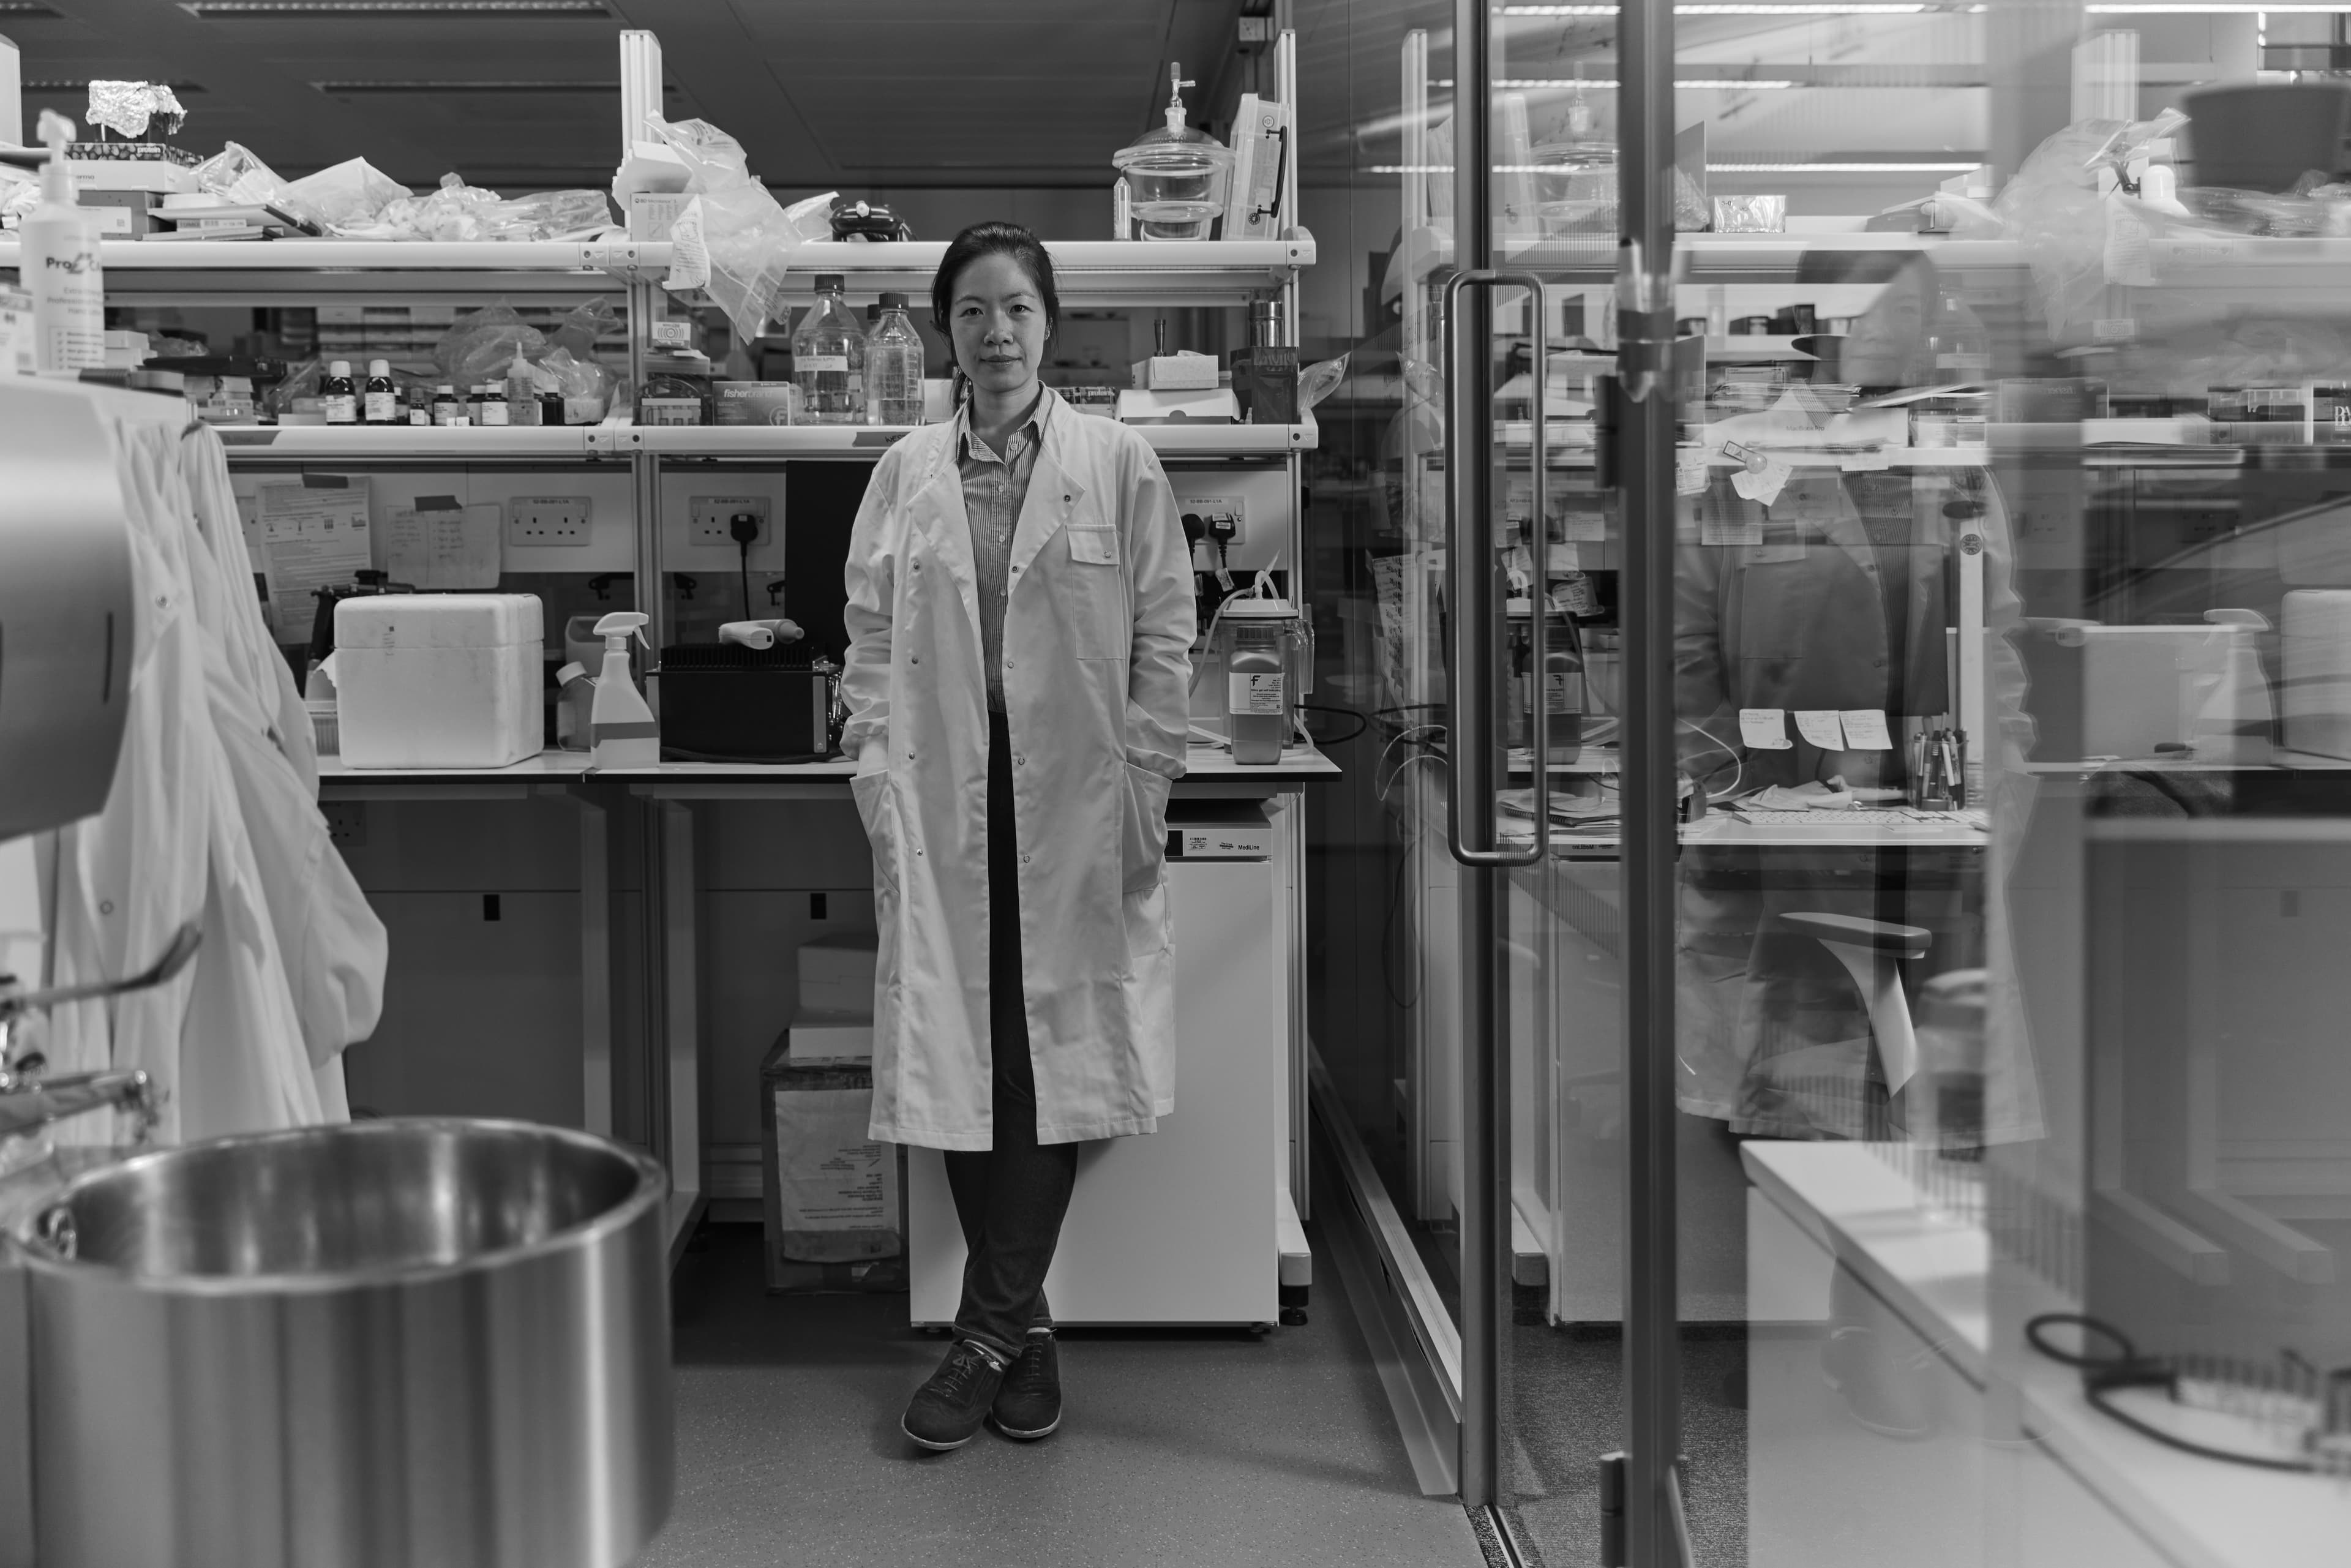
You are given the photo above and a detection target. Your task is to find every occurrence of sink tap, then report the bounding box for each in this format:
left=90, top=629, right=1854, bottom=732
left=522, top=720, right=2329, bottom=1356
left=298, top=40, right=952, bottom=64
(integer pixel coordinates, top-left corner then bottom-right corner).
left=0, top=1060, right=156, bottom=1144
left=0, top=923, right=198, bottom=1150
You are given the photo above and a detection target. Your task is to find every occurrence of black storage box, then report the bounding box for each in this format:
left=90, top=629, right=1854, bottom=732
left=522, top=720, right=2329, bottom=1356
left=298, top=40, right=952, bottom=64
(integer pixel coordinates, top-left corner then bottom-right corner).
left=654, top=643, right=831, bottom=762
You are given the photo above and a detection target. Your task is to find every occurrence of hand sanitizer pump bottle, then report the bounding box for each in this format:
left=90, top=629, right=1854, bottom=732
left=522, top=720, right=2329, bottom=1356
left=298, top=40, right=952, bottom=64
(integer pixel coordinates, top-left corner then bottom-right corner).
left=23, top=110, right=103, bottom=372
left=590, top=611, right=660, bottom=767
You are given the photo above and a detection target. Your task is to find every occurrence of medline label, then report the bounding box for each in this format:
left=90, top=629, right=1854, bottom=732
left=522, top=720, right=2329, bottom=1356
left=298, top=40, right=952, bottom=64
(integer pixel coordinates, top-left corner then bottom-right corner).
left=1229, top=672, right=1285, bottom=715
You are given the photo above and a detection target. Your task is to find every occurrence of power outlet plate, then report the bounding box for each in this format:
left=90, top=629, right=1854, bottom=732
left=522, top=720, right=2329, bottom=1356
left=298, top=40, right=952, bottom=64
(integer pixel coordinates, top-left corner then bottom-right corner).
left=1180, top=493, right=1245, bottom=544
left=323, top=801, right=367, bottom=849
left=509, top=495, right=592, bottom=547
left=690, top=495, right=771, bottom=547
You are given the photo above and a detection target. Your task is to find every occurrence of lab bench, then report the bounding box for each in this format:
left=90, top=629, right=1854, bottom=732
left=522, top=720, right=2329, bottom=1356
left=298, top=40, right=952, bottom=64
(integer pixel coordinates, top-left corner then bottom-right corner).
left=318, top=743, right=1340, bottom=1272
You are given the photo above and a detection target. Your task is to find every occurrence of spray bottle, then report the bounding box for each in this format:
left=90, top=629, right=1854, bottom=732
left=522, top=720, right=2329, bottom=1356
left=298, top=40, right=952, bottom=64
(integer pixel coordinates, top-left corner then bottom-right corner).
left=21, top=110, right=102, bottom=373
left=590, top=611, right=659, bottom=767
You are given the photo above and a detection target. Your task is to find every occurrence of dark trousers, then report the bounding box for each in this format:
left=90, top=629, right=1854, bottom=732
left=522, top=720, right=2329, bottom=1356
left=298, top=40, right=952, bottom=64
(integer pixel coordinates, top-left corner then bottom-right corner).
left=942, top=710, right=1080, bottom=1360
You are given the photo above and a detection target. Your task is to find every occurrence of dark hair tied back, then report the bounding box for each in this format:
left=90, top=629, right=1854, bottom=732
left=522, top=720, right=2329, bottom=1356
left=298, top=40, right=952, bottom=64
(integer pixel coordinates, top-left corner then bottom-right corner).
left=931, top=221, right=1061, bottom=343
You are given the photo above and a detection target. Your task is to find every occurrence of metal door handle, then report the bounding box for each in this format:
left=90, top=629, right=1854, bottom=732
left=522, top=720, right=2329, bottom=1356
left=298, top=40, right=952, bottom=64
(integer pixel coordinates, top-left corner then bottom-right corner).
left=1443, top=268, right=1549, bottom=868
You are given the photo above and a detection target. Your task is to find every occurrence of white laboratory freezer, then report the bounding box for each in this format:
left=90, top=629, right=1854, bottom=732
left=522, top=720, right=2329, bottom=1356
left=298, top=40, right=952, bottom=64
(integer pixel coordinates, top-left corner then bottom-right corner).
left=907, top=802, right=1286, bottom=1327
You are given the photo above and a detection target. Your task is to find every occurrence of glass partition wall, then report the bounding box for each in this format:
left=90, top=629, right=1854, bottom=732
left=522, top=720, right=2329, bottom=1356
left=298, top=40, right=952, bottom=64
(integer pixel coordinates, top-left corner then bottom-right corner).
left=1308, top=0, right=2351, bottom=1562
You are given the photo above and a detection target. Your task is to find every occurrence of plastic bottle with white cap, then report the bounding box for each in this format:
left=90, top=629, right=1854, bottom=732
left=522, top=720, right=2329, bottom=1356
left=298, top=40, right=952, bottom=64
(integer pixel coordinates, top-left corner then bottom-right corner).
left=21, top=110, right=103, bottom=373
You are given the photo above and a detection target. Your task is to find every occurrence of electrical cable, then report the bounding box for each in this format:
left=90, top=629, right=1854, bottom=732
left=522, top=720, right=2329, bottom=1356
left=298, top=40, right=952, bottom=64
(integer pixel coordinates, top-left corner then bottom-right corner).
left=2023, top=1312, right=2339, bottom=1474
left=1300, top=702, right=1369, bottom=745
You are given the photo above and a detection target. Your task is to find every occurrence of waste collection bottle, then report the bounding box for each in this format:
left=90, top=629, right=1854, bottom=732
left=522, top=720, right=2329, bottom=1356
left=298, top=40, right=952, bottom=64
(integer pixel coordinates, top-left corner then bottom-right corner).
left=589, top=611, right=660, bottom=767
left=1227, top=623, right=1289, bottom=765
left=22, top=110, right=103, bottom=373
left=865, top=291, right=925, bottom=426
left=792, top=272, right=865, bottom=425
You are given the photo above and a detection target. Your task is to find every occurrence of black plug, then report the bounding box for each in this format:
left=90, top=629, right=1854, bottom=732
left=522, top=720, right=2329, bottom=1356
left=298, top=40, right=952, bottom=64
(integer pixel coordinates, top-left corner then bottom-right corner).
left=728, top=511, right=762, bottom=546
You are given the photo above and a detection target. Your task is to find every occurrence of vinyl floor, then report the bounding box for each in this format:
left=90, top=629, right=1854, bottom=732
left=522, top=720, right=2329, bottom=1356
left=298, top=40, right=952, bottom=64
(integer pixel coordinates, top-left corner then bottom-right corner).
left=633, top=1221, right=1485, bottom=1568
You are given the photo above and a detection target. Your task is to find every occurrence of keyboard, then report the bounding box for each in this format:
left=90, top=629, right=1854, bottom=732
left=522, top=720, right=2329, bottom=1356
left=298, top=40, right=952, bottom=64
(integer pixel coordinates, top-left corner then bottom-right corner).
left=1727, top=808, right=1955, bottom=827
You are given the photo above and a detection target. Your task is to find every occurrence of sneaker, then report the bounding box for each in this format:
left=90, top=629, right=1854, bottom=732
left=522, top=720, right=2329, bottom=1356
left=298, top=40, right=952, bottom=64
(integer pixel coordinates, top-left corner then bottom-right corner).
left=990, top=1331, right=1062, bottom=1441
left=902, top=1340, right=1008, bottom=1452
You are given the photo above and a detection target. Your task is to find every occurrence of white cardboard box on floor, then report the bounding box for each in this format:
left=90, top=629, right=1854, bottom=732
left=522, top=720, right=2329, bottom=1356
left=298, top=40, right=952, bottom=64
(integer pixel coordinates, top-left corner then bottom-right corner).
left=799, top=931, right=879, bottom=1015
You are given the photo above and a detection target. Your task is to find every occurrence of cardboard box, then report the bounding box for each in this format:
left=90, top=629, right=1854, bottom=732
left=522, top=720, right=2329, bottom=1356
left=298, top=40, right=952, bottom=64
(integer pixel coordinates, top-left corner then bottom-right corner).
left=713, top=381, right=800, bottom=426
left=759, top=1041, right=907, bottom=1293
left=628, top=189, right=692, bottom=242
left=81, top=189, right=155, bottom=238
left=1131, top=351, right=1221, bottom=391
left=800, top=932, right=878, bottom=1015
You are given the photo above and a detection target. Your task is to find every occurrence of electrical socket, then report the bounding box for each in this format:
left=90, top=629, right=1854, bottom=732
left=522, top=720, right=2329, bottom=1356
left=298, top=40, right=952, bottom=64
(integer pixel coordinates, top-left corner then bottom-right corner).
left=508, top=495, right=592, bottom=547
left=1181, top=494, right=1245, bottom=544
left=691, top=495, right=771, bottom=547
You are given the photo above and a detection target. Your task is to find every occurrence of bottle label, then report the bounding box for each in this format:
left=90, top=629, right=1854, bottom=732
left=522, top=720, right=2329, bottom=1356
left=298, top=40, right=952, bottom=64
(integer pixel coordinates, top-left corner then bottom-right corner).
left=478, top=402, right=509, bottom=426
left=363, top=391, right=397, bottom=422
left=1936, top=352, right=1989, bottom=373
left=410, top=405, right=429, bottom=426
left=1229, top=672, right=1285, bottom=716
left=433, top=406, right=467, bottom=427
left=323, top=394, right=357, bottom=424
left=1544, top=673, right=1583, bottom=715
left=800, top=355, right=850, bottom=373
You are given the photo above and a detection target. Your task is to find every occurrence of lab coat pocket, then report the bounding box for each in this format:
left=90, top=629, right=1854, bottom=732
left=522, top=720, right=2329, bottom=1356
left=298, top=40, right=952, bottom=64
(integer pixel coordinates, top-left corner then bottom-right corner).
left=1062, top=525, right=1127, bottom=658
left=1120, top=761, right=1172, bottom=895
left=850, top=770, right=902, bottom=896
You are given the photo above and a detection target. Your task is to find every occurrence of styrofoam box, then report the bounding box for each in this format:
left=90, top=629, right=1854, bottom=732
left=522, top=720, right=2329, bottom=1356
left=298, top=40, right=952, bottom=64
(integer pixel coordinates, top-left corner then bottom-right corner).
left=335, top=594, right=544, bottom=770
left=799, top=932, right=878, bottom=1016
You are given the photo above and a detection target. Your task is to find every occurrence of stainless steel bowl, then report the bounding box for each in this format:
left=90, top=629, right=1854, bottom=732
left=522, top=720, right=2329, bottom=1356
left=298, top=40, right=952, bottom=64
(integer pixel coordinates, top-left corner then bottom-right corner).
left=13, top=1117, right=672, bottom=1568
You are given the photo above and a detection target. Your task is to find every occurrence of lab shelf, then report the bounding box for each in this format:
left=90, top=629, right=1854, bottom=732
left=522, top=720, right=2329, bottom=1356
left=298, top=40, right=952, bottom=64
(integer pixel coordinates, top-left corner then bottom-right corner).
left=217, top=426, right=612, bottom=460
left=316, top=743, right=1341, bottom=791
left=759, top=238, right=1315, bottom=306
left=0, top=238, right=675, bottom=303
left=215, top=421, right=1320, bottom=463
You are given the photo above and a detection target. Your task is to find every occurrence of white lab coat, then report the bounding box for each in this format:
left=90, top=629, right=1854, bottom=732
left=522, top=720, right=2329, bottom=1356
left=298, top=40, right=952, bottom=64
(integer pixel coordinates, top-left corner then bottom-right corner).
left=41, top=407, right=383, bottom=1141
left=841, top=389, right=1196, bottom=1149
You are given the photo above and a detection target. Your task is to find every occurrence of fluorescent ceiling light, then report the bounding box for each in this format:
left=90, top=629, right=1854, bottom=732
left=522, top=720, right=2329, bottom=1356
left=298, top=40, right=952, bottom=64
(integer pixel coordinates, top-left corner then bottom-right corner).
left=24, top=79, right=203, bottom=92
left=0, top=4, right=59, bottom=15
left=2091, top=2, right=2351, bottom=9
left=1711, top=160, right=1980, bottom=170
left=186, top=1, right=608, bottom=16
left=1485, top=77, right=1799, bottom=88
left=1502, top=4, right=1941, bottom=13
left=1367, top=160, right=1977, bottom=172
left=312, top=78, right=616, bottom=92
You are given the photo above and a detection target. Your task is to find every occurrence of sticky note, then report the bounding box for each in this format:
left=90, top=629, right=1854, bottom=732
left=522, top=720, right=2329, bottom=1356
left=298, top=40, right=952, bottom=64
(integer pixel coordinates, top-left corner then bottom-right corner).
left=1838, top=708, right=1893, bottom=750
left=1730, top=455, right=1792, bottom=507
left=1739, top=708, right=1793, bottom=750
left=1794, top=710, right=1847, bottom=750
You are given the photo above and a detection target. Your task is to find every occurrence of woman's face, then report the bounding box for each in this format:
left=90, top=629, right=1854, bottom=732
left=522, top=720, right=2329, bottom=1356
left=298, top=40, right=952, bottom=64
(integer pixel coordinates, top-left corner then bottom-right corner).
left=1839, top=261, right=1933, bottom=389
left=948, top=252, right=1050, bottom=400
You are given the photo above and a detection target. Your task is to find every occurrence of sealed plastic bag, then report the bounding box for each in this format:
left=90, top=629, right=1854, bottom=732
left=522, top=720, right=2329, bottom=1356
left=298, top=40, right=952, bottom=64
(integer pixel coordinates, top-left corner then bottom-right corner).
left=286, top=157, right=409, bottom=232
left=538, top=347, right=615, bottom=424
left=192, top=141, right=323, bottom=226
left=1300, top=353, right=1351, bottom=413
left=479, top=187, right=615, bottom=242
left=632, top=114, right=823, bottom=342
left=550, top=297, right=623, bottom=359
left=434, top=302, right=547, bottom=388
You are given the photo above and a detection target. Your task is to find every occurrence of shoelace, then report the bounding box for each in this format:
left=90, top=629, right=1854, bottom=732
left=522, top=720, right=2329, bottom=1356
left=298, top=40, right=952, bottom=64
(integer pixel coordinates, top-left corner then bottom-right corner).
left=936, top=1340, right=1007, bottom=1400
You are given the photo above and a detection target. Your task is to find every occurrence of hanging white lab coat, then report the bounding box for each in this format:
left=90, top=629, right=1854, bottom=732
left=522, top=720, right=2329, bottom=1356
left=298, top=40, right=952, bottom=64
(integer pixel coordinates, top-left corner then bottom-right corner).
left=841, top=389, right=1196, bottom=1150
left=40, top=405, right=383, bottom=1141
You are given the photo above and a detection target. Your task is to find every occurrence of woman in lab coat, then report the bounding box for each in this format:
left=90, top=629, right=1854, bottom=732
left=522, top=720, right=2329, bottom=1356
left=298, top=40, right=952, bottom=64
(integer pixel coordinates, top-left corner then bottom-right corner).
left=841, top=222, right=1196, bottom=1452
